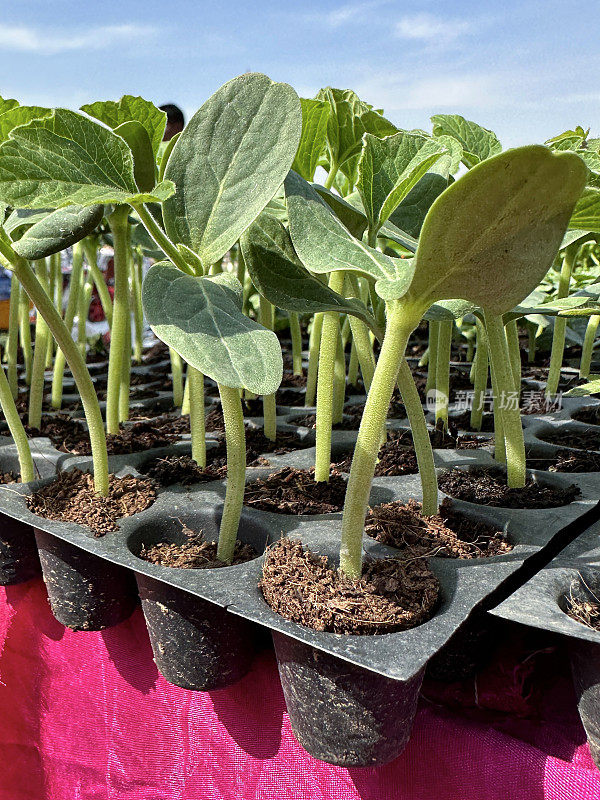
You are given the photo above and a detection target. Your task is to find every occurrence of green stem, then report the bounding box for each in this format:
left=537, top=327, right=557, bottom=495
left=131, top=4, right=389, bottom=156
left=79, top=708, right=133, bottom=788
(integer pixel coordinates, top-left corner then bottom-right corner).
left=181, top=373, right=190, bottom=415
left=418, top=346, right=429, bottom=368
left=527, top=324, right=537, bottom=364
left=6, top=251, right=109, bottom=495
left=435, top=320, right=452, bottom=431
left=170, top=348, right=184, bottom=407
left=505, top=318, right=521, bottom=395
left=260, top=296, right=277, bottom=442
left=131, top=252, right=143, bottom=363
left=345, top=274, right=376, bottom=391
left=580, top=315, right=600, bottom=379
left=118, top=308, right=131, bottom=424
left=18, top=286, right=32, bottom=385
left=106, top=206, right=130, bottom=434
left=216, top=384, right=246, bottom=564
left=547, top=247, right=576, bottom=396
left=289, top=312, right=303, bottom=376
left=188, top=367, right=206, bottom=468
left=315, top=272, right=345, bottom=482
left=340, top=302, right=416, bottom=579
left=324, top=160, right=339, bottom=190
left=28, top=260, right=50, bottom=429
left=77, top=267, right=93, bottom=357
left=426, top=321, right=439, bottom=394
left=470, top=318, right=489, bottom=431
left=132, top=204, right=195, bottom=275
left=51, top=242, right=83, bottom=409
left=485, top=311, right=525, bottom=488
left=0, top=365, right=34, bottom=482
left=396, top=358, right=438, bottom=515
left=305, top=312, right=323, bottom=407
left=83, top=240, right=113, bottom=327
left=6, top=273, right=19, bottom=398
left=348, top=340, right=359, bottom=386
left=332, top=328, right=346, bottom=424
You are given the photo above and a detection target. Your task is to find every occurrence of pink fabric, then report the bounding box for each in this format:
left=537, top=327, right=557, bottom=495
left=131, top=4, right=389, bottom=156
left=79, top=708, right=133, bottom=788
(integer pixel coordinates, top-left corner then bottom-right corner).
left=1, top=579, right=599, bottom=800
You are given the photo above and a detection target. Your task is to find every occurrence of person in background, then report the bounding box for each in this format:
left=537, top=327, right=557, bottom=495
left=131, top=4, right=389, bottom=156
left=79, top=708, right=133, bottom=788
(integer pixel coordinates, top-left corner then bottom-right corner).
left=159, top=104, right=185, bottom=141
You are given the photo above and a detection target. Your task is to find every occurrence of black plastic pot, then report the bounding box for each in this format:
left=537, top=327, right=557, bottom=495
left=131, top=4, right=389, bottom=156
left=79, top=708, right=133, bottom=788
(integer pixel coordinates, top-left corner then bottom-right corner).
left=136, top=574, right=256, bottom=690
left=0, top=515, right=40, bottom=585
left=273, top=631, right=424, bottom=767
left=34, top=529, right=138, bottom=630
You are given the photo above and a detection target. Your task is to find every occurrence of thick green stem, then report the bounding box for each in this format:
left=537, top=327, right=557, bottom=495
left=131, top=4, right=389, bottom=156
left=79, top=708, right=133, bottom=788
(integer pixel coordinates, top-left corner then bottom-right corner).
left=435, top=320, right=452, bottom=431
left=505, top=318, right=521, bottom=395
left=305, top=312, right=323, bottom=406
left=425, top=321, right=439, bottom=394
left=324, top=160, right=339, bottom=190
left=527, top=324, right=537, bottom=363
left=345, top=275, right=376, bottom=392
left=260, top=296, right=277, bottom=442
left=485, top=312, right=525, bottom=488
left=131, top=252, right=144, bottom=363
left=119, top=311, right=131, bottom=423
left=216, top=384, right=246, bottom=564
left=188, top=367, right=206, bottom=468
left=106, top=207, right=130, bottom=434
left=0, top=365, right=34, bottom=483
left=348, top=340, right=359, bottom=386
left=77, top=268, right=93, bottom=357
left=170, top=348, right=184, bottom=407
left=289, top=312, right=303, bottom=376
left=396, top=358, right=438, bottom=515
left=133, top=204, right=195, bottom=275
left=470, top=319, right=489, bottom=431
left=28, top=260, right=51, bottom=429
left=340, top=302, right=416, bottom=579
left=8, top=253, right=109, bottom=495
left=18, top=286, right=32, bottom=385
left=6, top=273, right=20, bottom=397
left=181, top=373, right=190, bottom=415
left=547, top=247, right=576, bottom=396
left=315, top=272, right=345, bottom=481
left=580, top=315, right=600, bottom=378
left=51, top=242, right=83, bottom=409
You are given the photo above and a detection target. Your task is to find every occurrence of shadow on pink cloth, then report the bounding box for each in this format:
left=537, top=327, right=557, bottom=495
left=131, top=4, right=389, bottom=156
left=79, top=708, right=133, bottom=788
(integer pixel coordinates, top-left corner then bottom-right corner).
left=0, top=578, right=599, bottom=800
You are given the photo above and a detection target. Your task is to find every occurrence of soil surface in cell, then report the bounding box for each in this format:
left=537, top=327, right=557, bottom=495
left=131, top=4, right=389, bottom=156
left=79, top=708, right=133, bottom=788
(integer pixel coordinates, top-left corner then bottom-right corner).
left=244, top=466, right=347, bottom=514
left=571, top=406, right=600, bottom=425
left=438, top=467, right=579, bottom=508
left=27, top=468, right=156, bottom=535
left=565, top=596, right=600, bottom=632
left=139, top=524, right=256, bottom=569
left=140, top=454, right=225, bottom=487
left=260, top=537, right=439, bottom=635
left=365, top=498, right=512, bottom=559
left=527, top=449, right=600, bottom=473
left=539, top=428, right=600, bottom=451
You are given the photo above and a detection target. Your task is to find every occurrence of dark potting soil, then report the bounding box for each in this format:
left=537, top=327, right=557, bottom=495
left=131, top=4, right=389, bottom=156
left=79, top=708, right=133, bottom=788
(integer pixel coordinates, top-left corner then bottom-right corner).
left=365, top=498, right=512, bottom=559
left=572, top=406, right=600, bottom=425
left=527, top=449, right=600, bottom=473
left=334, top=439, right=419, bottom=477
left=243, top=428, right=307, bottom=464
left=139, top=524, right=256, bottom=569
left=205, top=406, right=225, bottom=433
left=438, top=467, right=579, bottom=508
left=539, top=428, right=600, bottom=452
left=139, top=454, right=225, bottom=487
left=280, top=371, right=306, bottom=389
left=565, top=596, right=600, bottom=632
left=27, top=468, right=156, bottom=536
left=244, top=467, right=347, bottom=515
left=142, top=342, right=170, bottom=363
left=260, top=538, right=439, bottom=635
left=449, top=410, right=496, bottom=433
left=276, top=388, right=306, bottom=407
left=0, top=471, right=19, bottom=484
left=291, top=408, right=363, bottom=431
left=391, top=424, right=493, bottom=451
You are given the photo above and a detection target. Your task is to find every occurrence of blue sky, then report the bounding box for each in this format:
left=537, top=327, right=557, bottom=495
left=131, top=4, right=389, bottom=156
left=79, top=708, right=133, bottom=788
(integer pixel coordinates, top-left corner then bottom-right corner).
left=0, top=0, right=597, bottom=147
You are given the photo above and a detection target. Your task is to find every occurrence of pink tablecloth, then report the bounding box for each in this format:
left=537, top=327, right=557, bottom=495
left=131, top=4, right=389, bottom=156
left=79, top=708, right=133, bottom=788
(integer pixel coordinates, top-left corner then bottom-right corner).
left=1, top=578, right=599, bottom=800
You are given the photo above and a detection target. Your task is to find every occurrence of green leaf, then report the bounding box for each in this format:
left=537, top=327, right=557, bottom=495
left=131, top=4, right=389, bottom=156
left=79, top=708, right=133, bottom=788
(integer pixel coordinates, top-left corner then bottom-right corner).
left=4, top=208, right=52, bottom=238
left=142, top=262, right=283, bottom=394
left=292, top=99, right=330, bottom=181
left=163, top=73, right=301, bottom=268
left=424, top=299, right=478, bottom=321
left=569, top=188, right=600, bottom=232
left=0, top=97, right=18, bottom=116
left=240, top=214, right=379, bottom=333
left=0, top=109, right=175, bottom=208
left=114, top=120, right=156, bottom=193
left=81, top=95, right=166, bottom=158
left=0, top=106, right=51, bottom=143
left=284, top=170, right=414, bottom=299
left=504, top=295, right=591, bottom=321
left=388, top=172, right=448, bottom=238
left=561, top=228, right=594, bottom=248
left=564, top=378, right=600, bottom=397
left=315, top=87, right=397, bottom=169
left=357, top=131, right=447, bottom=231
left=407, top=146, right=587, bottom=316
left=431, top=114, right=502, bottom=167
left=13, top=204, right=104, bottom=260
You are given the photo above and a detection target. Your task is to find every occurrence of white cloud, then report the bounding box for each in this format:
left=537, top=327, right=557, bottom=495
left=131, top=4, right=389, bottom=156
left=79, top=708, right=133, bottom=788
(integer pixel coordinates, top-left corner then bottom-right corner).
left=0, top=23, right=158, bottom=55
left=395, top=14, right=473, bottom=42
